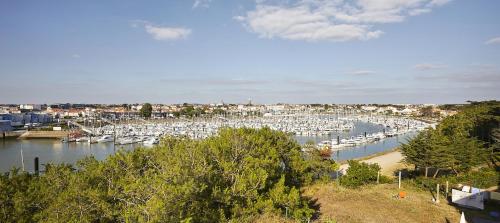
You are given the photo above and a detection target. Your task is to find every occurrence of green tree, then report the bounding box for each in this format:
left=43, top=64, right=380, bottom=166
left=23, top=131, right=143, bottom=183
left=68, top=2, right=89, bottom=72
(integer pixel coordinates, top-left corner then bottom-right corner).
left=340, top=160, right=382, bottom=188
left=0, top=128, right=338, bottom=222
left=401, top=100, right=499, bottom=177
left=140, top=103, right=153, bottom=118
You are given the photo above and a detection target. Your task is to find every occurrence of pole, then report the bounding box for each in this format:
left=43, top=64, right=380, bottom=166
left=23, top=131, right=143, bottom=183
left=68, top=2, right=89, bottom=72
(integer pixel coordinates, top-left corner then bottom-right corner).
left=377, top=171, right=380, bottom=184
left=398, top=171, right=402, bottom=189
left=436, top=184, right=440, bottom=203
left=113, top=124, right=116, bottom=144
left=446, top=181, right=449, bottom=199
left=34, top=157, right=39, bottom=175
left=20, top=145, right=25, bottom=172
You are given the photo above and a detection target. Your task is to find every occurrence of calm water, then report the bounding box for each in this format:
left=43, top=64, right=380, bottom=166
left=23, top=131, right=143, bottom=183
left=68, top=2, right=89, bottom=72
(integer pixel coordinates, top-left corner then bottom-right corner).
left=0, top=121, right=416, bottom=173
left=294, top=121, right=416, bottom=161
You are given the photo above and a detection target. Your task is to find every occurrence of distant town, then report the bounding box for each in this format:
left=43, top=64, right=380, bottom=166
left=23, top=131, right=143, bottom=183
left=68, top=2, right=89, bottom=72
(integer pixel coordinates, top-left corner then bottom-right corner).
left=0, top=102, right=460, bottom=132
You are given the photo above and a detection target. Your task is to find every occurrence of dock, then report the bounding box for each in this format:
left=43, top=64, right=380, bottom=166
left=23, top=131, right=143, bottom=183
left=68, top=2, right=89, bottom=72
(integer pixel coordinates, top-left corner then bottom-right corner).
left=17, top=131, right=72, bottom=139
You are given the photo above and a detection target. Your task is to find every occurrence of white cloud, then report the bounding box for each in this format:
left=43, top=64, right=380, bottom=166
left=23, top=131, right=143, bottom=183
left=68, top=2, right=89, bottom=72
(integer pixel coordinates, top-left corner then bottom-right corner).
left=409, top=8, right=431, bottom=16
left=428, top=0, right=453, bottom=6
left=71, top=54, right=81, bottom=58
left=145, top=25, right=192, bottom=41
left=236, top=0, right=452, bottom=42
left=485, top=37, right=500, bottom=45
left=413, top=63, right=447, bottom=70
left=193, top=0, right=211, bottom=9
left=349, top=70, right=376, bottom=75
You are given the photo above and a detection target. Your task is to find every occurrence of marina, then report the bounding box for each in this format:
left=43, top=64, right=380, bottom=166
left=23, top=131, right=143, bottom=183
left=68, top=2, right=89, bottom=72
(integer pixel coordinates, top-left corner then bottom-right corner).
left=65, top=113, right=430, bottom=144
left=0, top=114, right=429, bottom=173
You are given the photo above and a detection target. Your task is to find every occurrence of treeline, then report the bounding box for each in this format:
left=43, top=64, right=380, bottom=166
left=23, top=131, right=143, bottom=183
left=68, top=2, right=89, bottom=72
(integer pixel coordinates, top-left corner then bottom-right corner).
left=0, top=128, right=337, bottom=222
left=401, top=101, right=500, bottom=177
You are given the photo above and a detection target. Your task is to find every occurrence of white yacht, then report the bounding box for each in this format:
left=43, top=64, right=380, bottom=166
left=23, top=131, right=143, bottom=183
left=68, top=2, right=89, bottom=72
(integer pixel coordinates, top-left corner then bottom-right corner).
left=116, top=137, right=134, bottom=145
left=76, top=137, right=89, bottom=143
left=96, top=135, right=114, bottom=143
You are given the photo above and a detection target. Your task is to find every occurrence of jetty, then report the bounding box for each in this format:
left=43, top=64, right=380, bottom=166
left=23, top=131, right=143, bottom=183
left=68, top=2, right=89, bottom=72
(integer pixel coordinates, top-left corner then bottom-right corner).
left=18, top=130, right=72, bottom=139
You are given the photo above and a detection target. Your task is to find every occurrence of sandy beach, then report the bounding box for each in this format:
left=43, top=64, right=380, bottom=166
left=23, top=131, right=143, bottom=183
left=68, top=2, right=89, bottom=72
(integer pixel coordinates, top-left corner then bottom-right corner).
left=339, top=150, right=407, bottom=176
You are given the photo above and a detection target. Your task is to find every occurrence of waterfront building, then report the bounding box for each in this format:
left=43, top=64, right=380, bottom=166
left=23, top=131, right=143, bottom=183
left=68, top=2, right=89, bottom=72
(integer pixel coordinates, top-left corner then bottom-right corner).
left=19, top=104, right=43, bottom=111
left=0, top=120, right=13, bottom=132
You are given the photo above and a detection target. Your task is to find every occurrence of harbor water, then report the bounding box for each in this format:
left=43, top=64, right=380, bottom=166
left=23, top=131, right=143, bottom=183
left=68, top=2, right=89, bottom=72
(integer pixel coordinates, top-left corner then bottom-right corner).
left=0, top=121, right=416, bottom=173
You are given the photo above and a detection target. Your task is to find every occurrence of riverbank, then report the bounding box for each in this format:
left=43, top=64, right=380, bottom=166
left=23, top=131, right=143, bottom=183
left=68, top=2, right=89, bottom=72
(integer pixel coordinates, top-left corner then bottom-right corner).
left=339, top=148, right=407, bottom=176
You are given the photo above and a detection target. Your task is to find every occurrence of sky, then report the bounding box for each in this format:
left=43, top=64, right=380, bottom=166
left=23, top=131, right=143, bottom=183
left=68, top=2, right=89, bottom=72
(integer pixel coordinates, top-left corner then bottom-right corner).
left=0, top=0, right=499, bottom=104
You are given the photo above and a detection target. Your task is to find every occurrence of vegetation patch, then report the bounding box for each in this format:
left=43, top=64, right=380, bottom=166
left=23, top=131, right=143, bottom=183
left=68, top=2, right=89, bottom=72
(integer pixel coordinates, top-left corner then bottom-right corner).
left=0, top=128, right=337, bottom=222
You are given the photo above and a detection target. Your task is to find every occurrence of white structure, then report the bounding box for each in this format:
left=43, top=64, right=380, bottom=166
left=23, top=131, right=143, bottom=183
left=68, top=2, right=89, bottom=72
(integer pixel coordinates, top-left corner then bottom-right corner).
left=20, top=104, right=42, bottom=111
left=452, top=187, right=484, bottom=210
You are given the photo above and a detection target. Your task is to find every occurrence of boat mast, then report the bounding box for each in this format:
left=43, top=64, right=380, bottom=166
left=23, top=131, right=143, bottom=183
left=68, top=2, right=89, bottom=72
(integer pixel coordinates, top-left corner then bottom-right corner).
left=20, top=143, right=25, bottom=172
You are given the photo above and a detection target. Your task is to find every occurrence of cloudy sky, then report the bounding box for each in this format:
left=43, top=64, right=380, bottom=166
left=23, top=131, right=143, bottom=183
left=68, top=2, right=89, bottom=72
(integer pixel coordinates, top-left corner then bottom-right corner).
left=0, top=0, right=499, bottom=104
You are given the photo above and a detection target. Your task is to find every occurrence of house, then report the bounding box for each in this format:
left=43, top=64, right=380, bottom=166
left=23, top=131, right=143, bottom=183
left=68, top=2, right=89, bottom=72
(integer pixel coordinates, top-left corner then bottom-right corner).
left=19, top=104, right=42, bottom=111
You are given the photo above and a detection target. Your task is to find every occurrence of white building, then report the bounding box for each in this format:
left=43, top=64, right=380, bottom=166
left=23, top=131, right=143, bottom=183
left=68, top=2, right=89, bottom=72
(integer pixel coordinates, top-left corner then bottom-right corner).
left=20, top=104, right=42, bottom=111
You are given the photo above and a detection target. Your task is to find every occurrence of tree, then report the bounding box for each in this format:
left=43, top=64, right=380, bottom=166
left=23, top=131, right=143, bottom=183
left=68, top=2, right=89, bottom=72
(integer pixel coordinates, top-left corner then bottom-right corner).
left=140, top=103, right=153, bottom=118
left=400, top=101, right=499, bottom=176
left=0, top=128, right=337, bottom=222
left=420, top=106, right=435, bottom=117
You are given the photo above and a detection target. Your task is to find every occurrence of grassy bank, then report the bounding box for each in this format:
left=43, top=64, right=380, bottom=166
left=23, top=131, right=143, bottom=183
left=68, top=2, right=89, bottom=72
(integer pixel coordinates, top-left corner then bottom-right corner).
left=304, top=182, right=461, bottom=223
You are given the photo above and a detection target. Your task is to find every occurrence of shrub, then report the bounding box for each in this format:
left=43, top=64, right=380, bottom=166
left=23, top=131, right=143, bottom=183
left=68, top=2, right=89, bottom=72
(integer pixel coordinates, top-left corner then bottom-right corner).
left=454, top=167, right=499, bottom=188
left=0, top=128, right=337, bottom=222
left=340, top=160, right=381, bottom=188
left=409, top=167, right=499, bottom=191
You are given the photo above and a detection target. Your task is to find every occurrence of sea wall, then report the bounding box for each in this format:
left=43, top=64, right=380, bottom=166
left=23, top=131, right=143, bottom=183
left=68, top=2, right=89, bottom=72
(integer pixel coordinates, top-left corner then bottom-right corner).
left=18, top=131, right=71, bottom=139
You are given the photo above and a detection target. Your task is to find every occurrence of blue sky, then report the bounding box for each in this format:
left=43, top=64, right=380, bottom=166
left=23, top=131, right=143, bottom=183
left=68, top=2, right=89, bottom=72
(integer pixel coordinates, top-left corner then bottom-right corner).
left=0, top=0, right=499, bottom=104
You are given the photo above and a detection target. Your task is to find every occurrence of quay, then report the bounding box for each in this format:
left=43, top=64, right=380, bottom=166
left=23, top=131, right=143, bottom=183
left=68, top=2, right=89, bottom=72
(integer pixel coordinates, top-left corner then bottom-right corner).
left=1, top=130, right=25, bottom=139
left=17, top=130, right=72, bottom=139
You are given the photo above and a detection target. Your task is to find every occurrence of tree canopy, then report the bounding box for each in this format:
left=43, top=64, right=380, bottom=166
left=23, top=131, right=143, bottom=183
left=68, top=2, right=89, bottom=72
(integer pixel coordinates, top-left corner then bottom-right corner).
left=140, top=103, right=153, bottom=118
left=400, top=101, right=500, bottom=176
left=0, top=128, right=337, bottom=222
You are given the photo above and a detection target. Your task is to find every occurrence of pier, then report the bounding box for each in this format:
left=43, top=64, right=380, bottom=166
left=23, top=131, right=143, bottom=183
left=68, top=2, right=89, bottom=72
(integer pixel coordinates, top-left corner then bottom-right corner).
left=18, top=130, right=72, bottom=139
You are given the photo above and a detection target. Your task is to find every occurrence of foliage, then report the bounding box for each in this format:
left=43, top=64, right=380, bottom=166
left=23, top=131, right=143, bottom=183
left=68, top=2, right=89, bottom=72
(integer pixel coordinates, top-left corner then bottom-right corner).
left=212, top=108, right=226, bottom=115
left=173, top=106, right=206, bottom=118
left=409, top=167, right=499, bottom=191
left=140, top=103, right=153, bottom=118
left=0, top=169, right=35, bottom=223
left=420, top=106, right=439, bottom=118
left=452, top=167, right=499, bottom=188
left=0, top=128, right=337, bottom=222
left=340, top=160, right=384, bottom=188
left=400, top=101, right=500, bottom=175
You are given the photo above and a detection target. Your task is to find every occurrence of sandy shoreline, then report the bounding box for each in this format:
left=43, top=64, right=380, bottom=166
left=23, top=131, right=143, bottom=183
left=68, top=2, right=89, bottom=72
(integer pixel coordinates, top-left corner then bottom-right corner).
left=339, top=150, right=406, bottom=176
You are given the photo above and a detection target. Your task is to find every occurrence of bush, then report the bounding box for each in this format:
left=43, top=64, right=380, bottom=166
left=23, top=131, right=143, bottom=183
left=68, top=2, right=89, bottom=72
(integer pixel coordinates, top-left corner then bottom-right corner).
left=340, top=160, right=382, bottom=188
left=409, top=167, right=499, bottom=191
left=454, top=168, right=499, bottom=188
left=0, top=128, right=337, bottom=222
